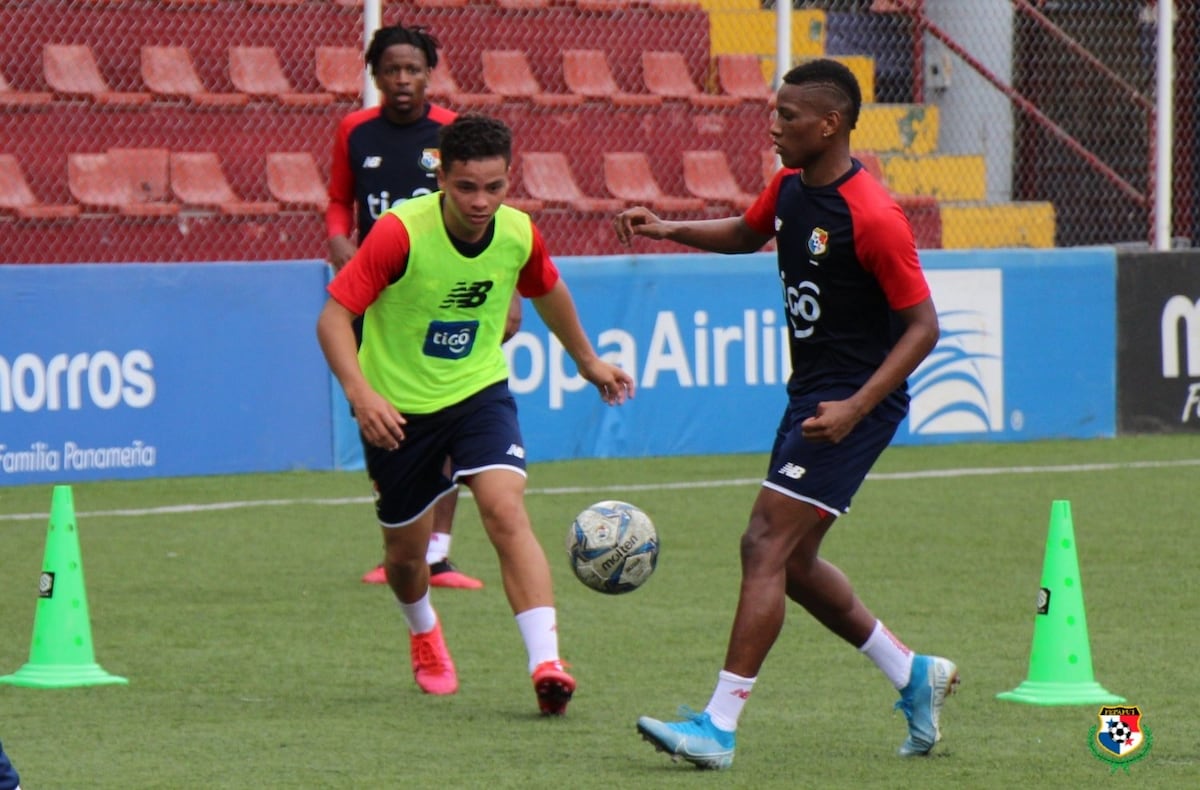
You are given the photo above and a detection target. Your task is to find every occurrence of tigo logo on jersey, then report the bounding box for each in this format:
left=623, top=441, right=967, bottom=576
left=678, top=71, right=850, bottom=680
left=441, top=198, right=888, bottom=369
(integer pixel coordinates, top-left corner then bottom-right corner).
left=908, top=269, right=1005, bottom=435
left=1089, top=705, right=1152, bottom=773
left=423, top=320, right=478, bottom=360
left=419, top=148, right=441, bottom=172
left=807, top=227, right=829, bottom=257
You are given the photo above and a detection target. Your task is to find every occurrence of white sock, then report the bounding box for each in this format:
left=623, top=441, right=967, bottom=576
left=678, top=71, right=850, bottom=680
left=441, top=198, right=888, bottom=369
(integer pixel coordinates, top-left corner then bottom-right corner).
left=398, top=590, right=438, bottom=635
left=859, top=620, right=914, bottom=689
left=426, top=532, right=451, bottom=565
left=515, top=606, right=559, bottom=674
left=704, top=670, right=755, bottom=732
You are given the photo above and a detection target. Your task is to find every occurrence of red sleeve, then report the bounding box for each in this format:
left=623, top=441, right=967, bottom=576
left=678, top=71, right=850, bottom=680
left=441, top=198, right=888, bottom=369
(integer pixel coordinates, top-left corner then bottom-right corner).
left=516, top=224, right=560, bottom=298
left=325, top=114, right=355, bottom=239
left=326, top=214, right=412, bottom=314
left=841, top=171, right=929, bottom=310
left=742, top=168, right=795, bottom=235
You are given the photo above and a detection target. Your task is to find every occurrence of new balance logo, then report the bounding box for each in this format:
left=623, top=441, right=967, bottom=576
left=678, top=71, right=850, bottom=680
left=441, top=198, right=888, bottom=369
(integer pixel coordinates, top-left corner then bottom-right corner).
left=506, top=444, right=525, bottom=459
left=440, top=280, right=494, bottom=309
left=363, top=156, right=382, bottom=168
left=777, top=462, right=806, bottom=479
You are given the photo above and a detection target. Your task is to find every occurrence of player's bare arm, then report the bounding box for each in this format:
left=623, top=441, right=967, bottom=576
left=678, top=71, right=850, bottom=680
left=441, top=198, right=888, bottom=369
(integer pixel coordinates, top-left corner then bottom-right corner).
left=316, top=298, right=408, bottom=450
left=801, top=297, right=940, bottom=444
left=532, top=280, right=635, bottom=405
left=614, top=208, right=769, bottom=254
left=327, top=235, right=358, bottom=272
left=503, top=291, right=523, bottom=343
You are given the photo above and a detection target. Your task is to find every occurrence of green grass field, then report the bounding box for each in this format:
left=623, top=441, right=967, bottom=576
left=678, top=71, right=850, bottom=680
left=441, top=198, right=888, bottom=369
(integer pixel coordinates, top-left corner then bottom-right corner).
left=1, top=435, right=1197, bottom=788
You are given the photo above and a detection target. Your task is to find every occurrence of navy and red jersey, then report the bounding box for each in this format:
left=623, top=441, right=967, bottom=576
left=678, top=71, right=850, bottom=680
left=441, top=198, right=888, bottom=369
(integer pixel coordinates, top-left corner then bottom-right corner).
left=743, top=159, right=930, bottom=408
left=325, top=103, right=457, bottom=243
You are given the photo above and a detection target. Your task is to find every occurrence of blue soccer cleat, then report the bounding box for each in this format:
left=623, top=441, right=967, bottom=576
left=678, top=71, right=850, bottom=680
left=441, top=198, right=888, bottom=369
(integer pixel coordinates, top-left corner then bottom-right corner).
left=637, top=708, right=736, bottom=770
left=895, top=654, right=959, bottom=756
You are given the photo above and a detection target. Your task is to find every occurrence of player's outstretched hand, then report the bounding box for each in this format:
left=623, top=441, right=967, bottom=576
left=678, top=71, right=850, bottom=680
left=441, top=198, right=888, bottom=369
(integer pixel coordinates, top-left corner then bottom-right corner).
left=580, top=359, right=636, bottom=406
left=613, top=206, right=670, bottom=245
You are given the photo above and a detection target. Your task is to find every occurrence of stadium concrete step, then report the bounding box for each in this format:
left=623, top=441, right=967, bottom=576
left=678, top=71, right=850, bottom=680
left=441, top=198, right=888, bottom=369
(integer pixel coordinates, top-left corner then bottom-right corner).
left=855, top=104, right=940, bottom=155
left=938, top=201, right=1057, bottom=249
left=880, top=153, right=987, bottom=202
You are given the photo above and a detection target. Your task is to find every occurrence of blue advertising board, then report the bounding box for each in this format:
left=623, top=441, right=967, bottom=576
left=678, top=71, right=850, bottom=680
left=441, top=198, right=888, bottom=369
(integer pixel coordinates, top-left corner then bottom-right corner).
left=330, top=247, right=1117, bottom=467
left=1, top=262, right=333, bottom=485
left=2, top=247, right=1116, bottom=484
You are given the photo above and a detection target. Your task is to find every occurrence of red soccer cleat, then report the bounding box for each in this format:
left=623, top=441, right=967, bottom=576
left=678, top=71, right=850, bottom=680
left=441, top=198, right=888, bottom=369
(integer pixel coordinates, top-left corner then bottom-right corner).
left=532, top=660, right=575, bottom=716
left=410, top=622, right=458, bottom=695
left=361, top=563, right=388, bottom=585
left=429, top=559, right=484, bottom=590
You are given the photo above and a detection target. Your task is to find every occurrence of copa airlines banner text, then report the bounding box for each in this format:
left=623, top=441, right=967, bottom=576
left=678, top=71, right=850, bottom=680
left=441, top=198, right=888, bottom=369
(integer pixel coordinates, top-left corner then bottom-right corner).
left=1, top=262, right=333, bottom=485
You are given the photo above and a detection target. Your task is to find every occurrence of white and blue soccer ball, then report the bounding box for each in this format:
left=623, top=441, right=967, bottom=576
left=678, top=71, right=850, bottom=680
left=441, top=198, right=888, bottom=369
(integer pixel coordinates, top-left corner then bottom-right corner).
left=566, top=500, right=659, bottom=594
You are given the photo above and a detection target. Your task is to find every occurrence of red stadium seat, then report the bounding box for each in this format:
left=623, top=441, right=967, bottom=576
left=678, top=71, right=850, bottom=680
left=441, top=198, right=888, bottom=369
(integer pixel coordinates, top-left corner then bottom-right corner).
left=228, top=46, right=334, bottom=107
left=716, top=54, right=772, bottom=102
left=518, top=152, right=624, bottom=214
left=561, top=50, right=662, bottom=107
left=68, top=148, right=179, bottom=216
left=43, top=43, right=151, bottom=106
left=427, top=53, right=503, bottom=109
left=140, top=46, right=249, bottom=107
left=0, top=67, right=51, bottom=107
left=481, top=50, right=582, bottom=107
left=602, top=152, right=704, bottom=214
left=315, top=46, right=362, bottom=100
left=265, top=152, right=328, bottom=210
left=681, top=150, right=757, bottom=211
left=0, top=155, right=80, bottom=219
left=170, top=152, right=280, bottom=215
left=641, top=51, right=740, bottom=108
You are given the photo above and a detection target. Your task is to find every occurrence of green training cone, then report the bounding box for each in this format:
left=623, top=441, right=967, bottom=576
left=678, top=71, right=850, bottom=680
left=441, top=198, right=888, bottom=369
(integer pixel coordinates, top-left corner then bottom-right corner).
left=0, top=485, right=127, bottom=689
left=997, top=500, right=1122, bottom=706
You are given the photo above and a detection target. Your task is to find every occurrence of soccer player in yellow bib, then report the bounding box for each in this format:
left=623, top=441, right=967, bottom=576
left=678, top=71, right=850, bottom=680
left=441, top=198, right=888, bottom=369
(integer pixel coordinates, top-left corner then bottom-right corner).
left=317, top=113, right=634, bottom=713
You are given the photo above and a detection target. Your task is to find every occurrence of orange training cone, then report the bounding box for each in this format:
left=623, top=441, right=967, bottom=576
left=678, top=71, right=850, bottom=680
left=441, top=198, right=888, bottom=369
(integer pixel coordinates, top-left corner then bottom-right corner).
left=0, top=485, right=127, bottom=688
left=997, top=500, right=1122, bottom=706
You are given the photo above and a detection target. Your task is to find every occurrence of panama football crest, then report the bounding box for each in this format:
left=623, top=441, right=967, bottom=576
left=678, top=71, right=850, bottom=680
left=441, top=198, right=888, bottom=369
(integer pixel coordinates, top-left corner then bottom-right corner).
left=1089, top=705, right=1152, bottom=773
left=807, top=227, right=829, bottom=256
left=419, top=148, right=441, bottom=172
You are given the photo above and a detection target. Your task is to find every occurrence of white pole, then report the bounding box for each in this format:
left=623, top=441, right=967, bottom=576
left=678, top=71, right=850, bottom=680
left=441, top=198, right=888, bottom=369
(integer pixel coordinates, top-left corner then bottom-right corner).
left=1154, top=0, right=1174, bottom=249
left=362, top=0, right=381, bottom=108
left=774, top=0, right=791, bottom=89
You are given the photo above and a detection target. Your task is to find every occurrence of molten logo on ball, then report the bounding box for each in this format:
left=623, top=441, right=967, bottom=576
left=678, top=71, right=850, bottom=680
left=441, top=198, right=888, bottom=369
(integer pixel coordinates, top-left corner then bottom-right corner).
left=565, top=500, right=658, bottom=595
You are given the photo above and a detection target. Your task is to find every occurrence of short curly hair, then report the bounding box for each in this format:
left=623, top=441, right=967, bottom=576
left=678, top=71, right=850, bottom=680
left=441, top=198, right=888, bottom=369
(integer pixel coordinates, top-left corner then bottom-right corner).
left=438, top=114, right=513, bottom=170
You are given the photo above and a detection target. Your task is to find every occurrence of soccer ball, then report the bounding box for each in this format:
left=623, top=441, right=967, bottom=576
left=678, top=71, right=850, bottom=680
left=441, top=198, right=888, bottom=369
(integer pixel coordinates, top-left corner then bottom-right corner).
left=565, top=500, right=659, bottom=594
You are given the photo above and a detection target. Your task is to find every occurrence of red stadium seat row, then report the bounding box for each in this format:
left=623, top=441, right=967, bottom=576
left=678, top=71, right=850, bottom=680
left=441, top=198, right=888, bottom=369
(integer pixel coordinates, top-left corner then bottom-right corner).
left=0, top=150, right=327, bottom=219
left=2, top=147, right=766, bottom=220
left=0, top=43, right=771, bottom=109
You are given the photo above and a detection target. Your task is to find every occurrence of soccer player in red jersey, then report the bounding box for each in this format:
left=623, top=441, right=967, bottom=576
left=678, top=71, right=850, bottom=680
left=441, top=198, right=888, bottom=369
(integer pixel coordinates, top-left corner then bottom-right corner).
left=326, top=24, right=518, bottom=589
left=615, top=58, right=957, bottom=768
left=319, top=113, right=633, bottom=711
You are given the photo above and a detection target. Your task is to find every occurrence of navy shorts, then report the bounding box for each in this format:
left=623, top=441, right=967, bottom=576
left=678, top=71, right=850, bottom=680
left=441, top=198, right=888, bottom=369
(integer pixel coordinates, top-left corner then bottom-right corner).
left=364, top=380, right=527, bottom=527
left=763, top=389, right=903, bottom=516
